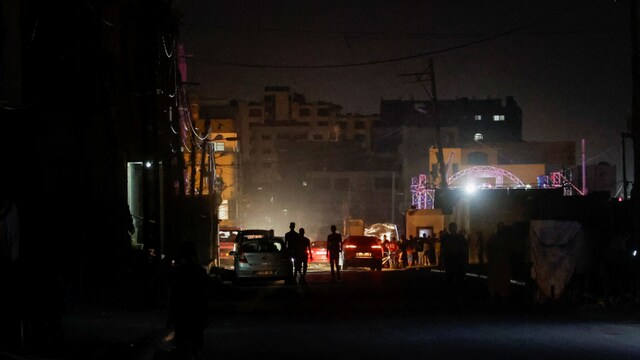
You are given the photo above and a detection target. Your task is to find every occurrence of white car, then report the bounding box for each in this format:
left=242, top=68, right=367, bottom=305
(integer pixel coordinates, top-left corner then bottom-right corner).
left=230, top=231, right=293, bottom=284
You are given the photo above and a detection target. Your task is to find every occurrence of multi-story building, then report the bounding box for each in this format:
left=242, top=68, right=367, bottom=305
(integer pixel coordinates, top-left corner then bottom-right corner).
left=192, top=100, right=240, bottom=227
left=234, top=87, right=381, bottom=236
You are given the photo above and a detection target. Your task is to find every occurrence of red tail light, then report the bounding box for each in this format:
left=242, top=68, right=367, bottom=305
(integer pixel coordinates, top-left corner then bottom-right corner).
left=371, top=245, right=382, bottom=249
left=345, top=244, right=357, bottom=249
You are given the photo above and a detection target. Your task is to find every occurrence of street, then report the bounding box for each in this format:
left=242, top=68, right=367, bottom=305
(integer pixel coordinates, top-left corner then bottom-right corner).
left=159, top=266, right=640, bottom=360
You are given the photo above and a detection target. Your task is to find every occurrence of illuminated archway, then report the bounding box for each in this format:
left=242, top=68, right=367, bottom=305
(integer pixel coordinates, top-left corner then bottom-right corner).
left=447, top=166, right=525, bottom=188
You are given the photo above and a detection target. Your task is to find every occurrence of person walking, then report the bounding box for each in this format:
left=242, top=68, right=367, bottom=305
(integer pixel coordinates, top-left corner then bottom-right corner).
left=326, top=225, right=343, bottom=282
left=285, top=222, right=300, bottom=254
left=440, top=222, right=468, bottom=291
left=295, top=228, right=313, bottom=284
left=167, top=241, right=209, bottom=360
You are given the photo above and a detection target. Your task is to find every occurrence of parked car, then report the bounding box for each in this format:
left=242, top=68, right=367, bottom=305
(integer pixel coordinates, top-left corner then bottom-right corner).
left=309, top=240, right=329, bottom=264
left=230, top=233, right=293, bottom=284
left=218, top=226, right=240, bottom=270
left=342, top=235, right=383, bottom=271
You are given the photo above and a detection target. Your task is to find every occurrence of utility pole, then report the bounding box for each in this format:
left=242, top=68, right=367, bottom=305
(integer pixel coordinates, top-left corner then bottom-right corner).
left=622, top=132, right=632, bottom=199
left=401, top=58, right=448, bottom=191
left=631, top=0, right=640, bottom=249
left=428, top=59, right=449, bottom=192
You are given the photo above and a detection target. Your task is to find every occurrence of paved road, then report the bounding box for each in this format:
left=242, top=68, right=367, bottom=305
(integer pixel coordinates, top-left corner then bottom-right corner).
left=154, top=266, right=640, bottom=360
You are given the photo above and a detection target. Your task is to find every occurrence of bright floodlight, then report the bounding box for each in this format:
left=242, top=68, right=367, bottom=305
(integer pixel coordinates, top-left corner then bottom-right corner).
left=465, top=183, right=476, bottom=194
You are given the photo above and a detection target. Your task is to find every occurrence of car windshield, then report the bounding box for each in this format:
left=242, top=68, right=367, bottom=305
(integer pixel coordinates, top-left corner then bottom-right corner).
left=240, top=239, right=284, bottom=253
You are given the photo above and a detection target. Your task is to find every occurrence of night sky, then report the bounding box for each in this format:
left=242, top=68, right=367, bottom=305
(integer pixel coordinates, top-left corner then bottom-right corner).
left=180, top=0, right=632, bottom=187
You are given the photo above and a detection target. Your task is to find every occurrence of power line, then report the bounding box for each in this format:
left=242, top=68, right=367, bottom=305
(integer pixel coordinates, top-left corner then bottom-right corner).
left=184, top=1, right=588, bottom=69
left=187, top=19, right=546, bottom=69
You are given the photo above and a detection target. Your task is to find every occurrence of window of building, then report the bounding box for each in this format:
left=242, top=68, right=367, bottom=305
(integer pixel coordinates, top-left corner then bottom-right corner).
left=334, top=178, right=350, bottom=190
left=374, top=177, right=392, bottom=190
left=261, top=134, right=271, bottom=140
left=474, top=115, right=482, bottom=120
left=317, top=121, right=329, bottom=126
left=213, top=142, right=225, bottom=152
left=218, top=199, right=229, bottom=220
left=354, top=121, right=365, bottom=129
left=493, top=115, right=505, bottom=121
left=299, top=108, right=311, bottom=117
left=317, top=108, right=330, bottom=117
left=474, top=133, right=483, bottom=141
left=313, top=134, right=323, bottom=140
left=468, top=151, right=489, bottom=165
left=249, top=108, right=262, bottom=117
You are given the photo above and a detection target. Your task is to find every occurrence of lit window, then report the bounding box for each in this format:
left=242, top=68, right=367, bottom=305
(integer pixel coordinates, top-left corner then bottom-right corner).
left=218, top=200, right=229, bottom=220
left=474, top=133, right=483, bottom=141
left=493, top=115, right=505, bottom=121
left=474, top=115, right=482, bottom=120
left=212, top=142, right=225, bottom=152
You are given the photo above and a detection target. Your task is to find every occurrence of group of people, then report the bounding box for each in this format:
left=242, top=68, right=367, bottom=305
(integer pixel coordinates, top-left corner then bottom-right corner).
left=381, top=233, right=441, bottom=269
left=285, top=222, right=344, bottom=284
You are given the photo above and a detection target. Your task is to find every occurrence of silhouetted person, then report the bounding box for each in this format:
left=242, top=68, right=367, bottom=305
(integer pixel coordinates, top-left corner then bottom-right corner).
left=441, top=222, right=468, bottom=291
left=168, top=241, right=208, bottom=360
left=327, top=225, right=343, bottom=281
left=285, top=222, right=300, bottom=254
left=295, top=228, right=313, bottom=284
left=487, top=222, right=512, bottom=302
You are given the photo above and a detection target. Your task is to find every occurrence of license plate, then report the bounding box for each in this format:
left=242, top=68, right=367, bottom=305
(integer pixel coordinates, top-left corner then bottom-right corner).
left=356, top=252, right=372, bottom=258
left=255, top=270, right=274, bottom=276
